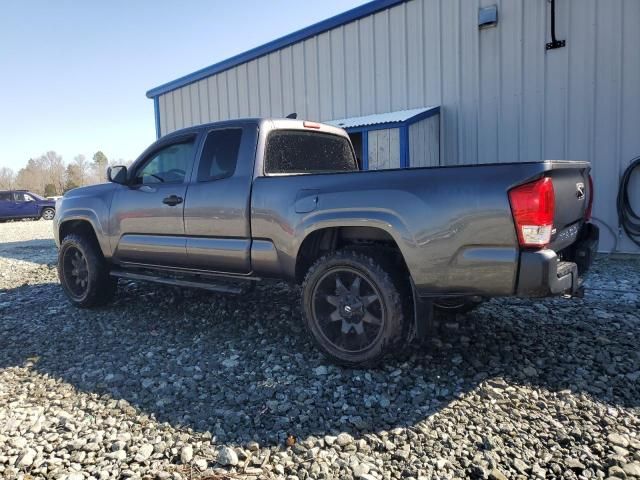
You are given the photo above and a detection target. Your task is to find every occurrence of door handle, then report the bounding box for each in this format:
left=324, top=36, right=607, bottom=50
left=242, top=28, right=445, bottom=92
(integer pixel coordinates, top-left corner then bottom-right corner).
left=162, top=195, right=183, bottom=206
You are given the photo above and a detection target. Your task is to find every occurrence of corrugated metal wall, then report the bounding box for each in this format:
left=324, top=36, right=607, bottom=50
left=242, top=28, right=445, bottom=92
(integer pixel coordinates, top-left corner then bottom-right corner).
left=409, top=114, right=440, bottom=167
left=368, top=128, right=401, bottom=169
left=157, top=0, right=640, bottom=252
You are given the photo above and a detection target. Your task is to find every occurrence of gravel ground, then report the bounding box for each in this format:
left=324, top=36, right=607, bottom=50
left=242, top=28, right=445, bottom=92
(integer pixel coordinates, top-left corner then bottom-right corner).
left=0, top=220, right=639, bottom=480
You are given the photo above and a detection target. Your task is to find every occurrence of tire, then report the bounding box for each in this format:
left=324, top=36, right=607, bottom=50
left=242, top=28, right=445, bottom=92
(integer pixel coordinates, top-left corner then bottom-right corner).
left=41, top=208, right=55, bottom=221
left=301, top=249, right=410, bottom=368
left=434, top=297, right=483, bottom=315
left=58, top=233, right=117, bottom=308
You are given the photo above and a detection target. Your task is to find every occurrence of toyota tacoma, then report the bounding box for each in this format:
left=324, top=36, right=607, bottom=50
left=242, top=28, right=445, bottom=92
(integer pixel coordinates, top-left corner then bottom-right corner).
left=54, top=118, right=599, bottom=366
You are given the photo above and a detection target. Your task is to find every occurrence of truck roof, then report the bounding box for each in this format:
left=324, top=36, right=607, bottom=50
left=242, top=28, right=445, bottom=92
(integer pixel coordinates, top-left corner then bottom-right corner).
left=161, top=117, right=349, bottom=141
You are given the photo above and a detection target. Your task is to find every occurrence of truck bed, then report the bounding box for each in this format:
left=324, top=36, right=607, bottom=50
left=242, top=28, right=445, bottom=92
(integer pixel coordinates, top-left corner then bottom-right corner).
left=250, top=160, right=592, bottom=297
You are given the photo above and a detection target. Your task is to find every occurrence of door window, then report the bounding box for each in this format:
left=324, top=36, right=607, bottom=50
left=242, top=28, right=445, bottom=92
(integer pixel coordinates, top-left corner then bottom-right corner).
left=197, top=129, right=243, bottom=181
left=0, top=192, right=11, bottom=202
left=135, top=141, right=195, bottom=185
left=13, top=192, right=34, bottom=202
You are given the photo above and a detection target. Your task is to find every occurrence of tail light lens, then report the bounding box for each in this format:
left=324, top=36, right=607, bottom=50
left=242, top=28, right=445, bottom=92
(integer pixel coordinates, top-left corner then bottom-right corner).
left=585, top=174, right=594, bottom=221
left=509, top=177, right=555, bottom=248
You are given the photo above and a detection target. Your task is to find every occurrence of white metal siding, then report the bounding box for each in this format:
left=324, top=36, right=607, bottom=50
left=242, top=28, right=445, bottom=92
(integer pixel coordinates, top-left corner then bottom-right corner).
left=409, top=115, right=440, bottom=168
left=157, top=0, right=640, bottom=252
left=368, top=128, right=401, bottom=170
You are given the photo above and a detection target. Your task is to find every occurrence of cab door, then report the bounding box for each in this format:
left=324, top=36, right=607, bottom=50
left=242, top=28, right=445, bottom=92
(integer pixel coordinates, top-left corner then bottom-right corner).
left=183, top=125, right=256, bottom=273
left=110, top=135, right=198, bottom=267
left=12, top=192, right=39, bottom=218
left=0, top=191, right=14, bottom=218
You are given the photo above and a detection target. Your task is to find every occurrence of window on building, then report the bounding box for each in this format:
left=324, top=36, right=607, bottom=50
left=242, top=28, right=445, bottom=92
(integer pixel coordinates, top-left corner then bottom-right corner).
left=265, top=130, right=357, bottom=174
left=197, top=129, right=243, bottom=182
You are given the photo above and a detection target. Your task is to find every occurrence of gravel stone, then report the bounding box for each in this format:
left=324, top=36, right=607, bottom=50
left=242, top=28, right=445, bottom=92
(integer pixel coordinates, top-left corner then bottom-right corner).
left=216, top=446, right=238, bottom=466
left=489, top=468, right=508, bottom=480
left=609, top=433, right=631, bottom=448
left=134, top=443, right=154, bottom=462
left=0, top=221, right=639, bottom=479
left=16, top=447, right=37, bottom=467
left=623, top=462, right=640, bottom=477
left=180, top=445, right=193, bottom=464
left=336, top=432, right=354, bottom=447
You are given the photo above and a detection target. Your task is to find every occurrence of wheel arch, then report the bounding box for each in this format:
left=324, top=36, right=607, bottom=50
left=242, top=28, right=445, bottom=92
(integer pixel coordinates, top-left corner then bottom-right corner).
left=58, top=219, right=106, bottom=258
left=294, top=225, right=410, bottom=284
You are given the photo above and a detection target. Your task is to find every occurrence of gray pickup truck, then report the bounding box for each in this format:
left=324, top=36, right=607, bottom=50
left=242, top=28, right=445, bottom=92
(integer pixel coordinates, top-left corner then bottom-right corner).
left=54, top=118, right=598, bottom=366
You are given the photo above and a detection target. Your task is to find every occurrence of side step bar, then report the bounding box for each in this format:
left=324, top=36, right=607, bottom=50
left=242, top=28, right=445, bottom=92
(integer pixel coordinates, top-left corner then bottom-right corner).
left=110, top=270, right=251, bottom=295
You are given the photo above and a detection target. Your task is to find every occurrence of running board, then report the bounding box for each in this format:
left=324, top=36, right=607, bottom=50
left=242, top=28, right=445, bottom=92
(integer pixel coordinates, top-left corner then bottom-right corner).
left=109, top=270, right=249, bottom=295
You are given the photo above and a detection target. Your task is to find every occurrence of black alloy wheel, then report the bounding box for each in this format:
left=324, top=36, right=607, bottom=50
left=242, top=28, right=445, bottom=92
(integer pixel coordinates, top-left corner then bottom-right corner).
left=302, top=249, right=410, bottom=367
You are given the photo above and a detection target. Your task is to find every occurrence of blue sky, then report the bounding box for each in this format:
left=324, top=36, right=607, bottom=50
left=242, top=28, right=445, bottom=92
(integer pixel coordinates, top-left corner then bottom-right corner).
left=0, top=0, right=367, bottom=171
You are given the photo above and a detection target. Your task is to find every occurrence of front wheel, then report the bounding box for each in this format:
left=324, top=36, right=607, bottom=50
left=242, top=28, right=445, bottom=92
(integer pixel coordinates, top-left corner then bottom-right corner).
left=41, top=208, right=55, bottom=220
left=302, top=250, right=410, bottom=367
left=58, top=234, right=117, bottom=308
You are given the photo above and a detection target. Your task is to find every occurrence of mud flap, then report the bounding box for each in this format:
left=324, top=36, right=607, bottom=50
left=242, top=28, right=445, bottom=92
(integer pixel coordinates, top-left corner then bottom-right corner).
left=411, top=281, right=435, bottom=341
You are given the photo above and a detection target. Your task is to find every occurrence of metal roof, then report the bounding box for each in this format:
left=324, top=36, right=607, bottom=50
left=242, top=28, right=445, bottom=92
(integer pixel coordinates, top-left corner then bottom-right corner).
left=146, top=0, right=407, bottom=98
left=325, top=107, right=440, bottom=130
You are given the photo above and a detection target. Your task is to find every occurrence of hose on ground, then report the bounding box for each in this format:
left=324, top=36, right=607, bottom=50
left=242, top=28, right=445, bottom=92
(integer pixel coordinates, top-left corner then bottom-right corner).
left=617, top=156, right=640, bottom=248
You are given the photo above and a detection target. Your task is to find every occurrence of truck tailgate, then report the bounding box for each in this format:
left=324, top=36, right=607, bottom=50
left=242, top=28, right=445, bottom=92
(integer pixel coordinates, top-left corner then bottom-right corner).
left=544, top=161, right=592, bottom=251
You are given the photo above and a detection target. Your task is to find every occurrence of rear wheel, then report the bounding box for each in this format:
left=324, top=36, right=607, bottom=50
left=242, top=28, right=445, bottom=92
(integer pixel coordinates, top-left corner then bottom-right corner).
left=41, top=208, right=55, bottom=220
left=58, top=234, right=116, bottom=307
left=302, top=249, right=410, bottom=367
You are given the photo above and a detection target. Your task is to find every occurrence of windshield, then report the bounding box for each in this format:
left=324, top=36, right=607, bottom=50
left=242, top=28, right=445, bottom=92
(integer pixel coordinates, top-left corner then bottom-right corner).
left=29, top=192, right=45, bottom=200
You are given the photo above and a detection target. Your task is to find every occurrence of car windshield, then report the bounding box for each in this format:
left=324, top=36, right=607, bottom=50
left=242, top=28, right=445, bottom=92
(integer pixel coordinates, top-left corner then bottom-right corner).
left=28, top=192, right=45, bottom=200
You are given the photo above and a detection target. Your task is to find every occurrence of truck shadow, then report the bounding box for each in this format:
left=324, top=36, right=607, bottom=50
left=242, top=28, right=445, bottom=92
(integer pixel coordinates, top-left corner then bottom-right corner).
left=0, top=275, right=638, bottom=448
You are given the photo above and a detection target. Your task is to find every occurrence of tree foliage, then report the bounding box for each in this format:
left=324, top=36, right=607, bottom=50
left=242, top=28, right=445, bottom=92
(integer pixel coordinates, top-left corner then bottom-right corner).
left=0, top=167, right=15, bottom=189
left=92, top=151, right=109, bottom=181
left=4, top=150, right=131, bottom=196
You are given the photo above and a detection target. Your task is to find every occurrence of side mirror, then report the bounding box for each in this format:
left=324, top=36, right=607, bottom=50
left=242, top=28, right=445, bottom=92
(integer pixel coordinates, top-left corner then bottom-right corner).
left=107, top=165, right=128, bottom=184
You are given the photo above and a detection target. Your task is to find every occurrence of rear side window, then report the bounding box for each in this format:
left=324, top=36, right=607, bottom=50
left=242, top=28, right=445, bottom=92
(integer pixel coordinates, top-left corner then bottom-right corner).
left=0, top=192, right=11, bottom=201
left=265, top=130, right=356, bottom=174
left=197, top=128, right=243, bottom=181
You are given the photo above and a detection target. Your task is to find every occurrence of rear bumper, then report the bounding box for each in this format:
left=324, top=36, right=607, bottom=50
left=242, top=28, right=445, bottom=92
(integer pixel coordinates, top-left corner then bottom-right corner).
left=516, top=223, right=599, bottom=297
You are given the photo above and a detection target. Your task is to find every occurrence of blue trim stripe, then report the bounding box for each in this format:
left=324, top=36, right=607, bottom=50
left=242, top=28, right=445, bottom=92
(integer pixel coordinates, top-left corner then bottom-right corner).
left=146, top=0, right=407, bottom=98
left=153, top=96, right=161, bottom=138
left=400, top=126, right=409, bottom=168
left=362, top=131, right=369, bottom=170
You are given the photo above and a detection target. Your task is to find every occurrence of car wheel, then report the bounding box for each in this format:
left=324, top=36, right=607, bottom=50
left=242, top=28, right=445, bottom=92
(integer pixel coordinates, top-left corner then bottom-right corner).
left=41, top=208, right=55, bottom=220
left=58, top=234, right=117, bottom=308
left=302, top=249, right=410, bottom=367
left=433, top=297, right=483, bottom=314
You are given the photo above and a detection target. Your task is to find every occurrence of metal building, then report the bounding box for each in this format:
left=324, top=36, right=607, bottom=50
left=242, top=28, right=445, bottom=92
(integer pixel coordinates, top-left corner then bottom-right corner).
left=146, top=0, right=640, bottom=253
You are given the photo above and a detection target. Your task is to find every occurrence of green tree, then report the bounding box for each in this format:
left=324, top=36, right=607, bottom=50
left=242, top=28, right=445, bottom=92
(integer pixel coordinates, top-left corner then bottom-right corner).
left=92, top=151, right=109, bottom=181
left=44, top=183, right=57, bottom=197
left=64, top=164, right=80, bottom=192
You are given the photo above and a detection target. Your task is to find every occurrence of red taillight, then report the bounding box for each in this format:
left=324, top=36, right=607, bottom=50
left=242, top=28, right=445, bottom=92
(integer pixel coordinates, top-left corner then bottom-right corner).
left=585, top=174, right=594, bottom=221
left=509, top=177, right=555, bottom=248
left=303, top=121, right=321, bottom=129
